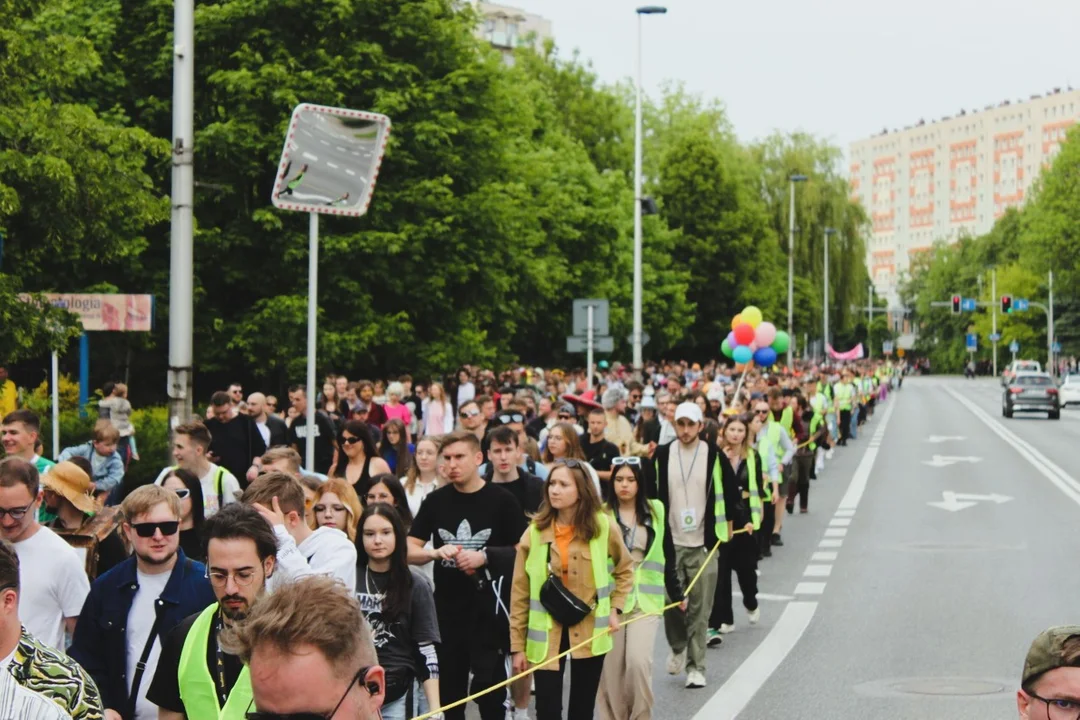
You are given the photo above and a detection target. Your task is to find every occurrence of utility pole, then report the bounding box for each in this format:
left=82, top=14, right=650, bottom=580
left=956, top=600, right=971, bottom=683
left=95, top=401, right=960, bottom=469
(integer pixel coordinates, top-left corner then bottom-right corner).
left=1049, top=269, right=1055, bottom=377
left=991, top=269, right=998, bottom=377
left=167, top=0, right=195, bottom=438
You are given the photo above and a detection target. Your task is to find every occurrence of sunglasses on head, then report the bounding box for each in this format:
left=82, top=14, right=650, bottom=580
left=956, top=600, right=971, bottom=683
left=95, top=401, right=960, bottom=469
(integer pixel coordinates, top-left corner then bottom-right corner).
left=131, top=521, right=179, bottom=538
left=246, top=666, right=377, bottom=720
left=554, top=458, right=585, bottom=470
left=498, top=413, right=525, bottom=425
left=612, top=456, right=642, bottom=467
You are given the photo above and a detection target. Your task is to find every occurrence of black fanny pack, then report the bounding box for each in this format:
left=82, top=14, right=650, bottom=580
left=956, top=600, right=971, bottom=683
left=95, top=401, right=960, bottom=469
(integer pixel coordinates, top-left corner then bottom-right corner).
left=539, top=572, right=593, bottom=628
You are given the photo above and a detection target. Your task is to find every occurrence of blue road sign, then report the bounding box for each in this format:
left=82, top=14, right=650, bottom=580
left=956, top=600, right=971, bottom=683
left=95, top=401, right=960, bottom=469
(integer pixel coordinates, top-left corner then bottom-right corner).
left=989, top=333, right=1002, bottom=342
left=1009, top=341, right=1020, bottom=353
left=966, top=333, right=978, bottom=351
left=1053, top=341, right=1062, bottom=353
left=961, top=298, right=977, bottom=312
left=1014, top=298, right=1030, bottom=312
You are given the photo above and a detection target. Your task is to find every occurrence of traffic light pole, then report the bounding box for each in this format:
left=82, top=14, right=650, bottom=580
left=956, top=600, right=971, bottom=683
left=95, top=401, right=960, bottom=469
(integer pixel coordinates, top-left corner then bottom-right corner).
left=991, top=270, right=998, bottom=377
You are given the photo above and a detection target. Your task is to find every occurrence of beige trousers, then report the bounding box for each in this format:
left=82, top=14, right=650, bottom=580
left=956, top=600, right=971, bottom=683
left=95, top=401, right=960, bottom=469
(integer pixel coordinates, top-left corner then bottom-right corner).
left=596, top=611, right=660, bottom=720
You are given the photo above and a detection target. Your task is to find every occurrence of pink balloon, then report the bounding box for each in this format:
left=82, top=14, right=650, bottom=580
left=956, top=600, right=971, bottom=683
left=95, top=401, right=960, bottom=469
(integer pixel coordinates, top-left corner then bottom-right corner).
left=733, top=323, right=755, bottom=346
left=755, top=321, right=777, bottom=347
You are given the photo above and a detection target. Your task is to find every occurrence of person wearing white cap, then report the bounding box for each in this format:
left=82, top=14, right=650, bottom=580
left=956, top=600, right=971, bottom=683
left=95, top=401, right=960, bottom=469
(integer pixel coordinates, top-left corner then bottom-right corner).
left=646, top=402, right=737, bottom=689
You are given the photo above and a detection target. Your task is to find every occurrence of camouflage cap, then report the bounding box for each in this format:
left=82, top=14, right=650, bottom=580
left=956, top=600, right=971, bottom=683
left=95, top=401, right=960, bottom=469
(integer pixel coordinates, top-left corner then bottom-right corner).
left=1023, top=626, right=1080, bottom=687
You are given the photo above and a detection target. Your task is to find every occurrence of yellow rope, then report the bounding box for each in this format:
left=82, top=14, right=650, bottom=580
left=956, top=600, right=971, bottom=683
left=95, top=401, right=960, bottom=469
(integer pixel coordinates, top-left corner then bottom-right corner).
left=410, top=528, right=750, bottom=720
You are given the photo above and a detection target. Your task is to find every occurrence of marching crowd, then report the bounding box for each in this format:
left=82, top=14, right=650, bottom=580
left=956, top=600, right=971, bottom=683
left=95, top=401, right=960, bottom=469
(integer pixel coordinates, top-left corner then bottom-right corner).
left=0, top=358, right=922, bottom=720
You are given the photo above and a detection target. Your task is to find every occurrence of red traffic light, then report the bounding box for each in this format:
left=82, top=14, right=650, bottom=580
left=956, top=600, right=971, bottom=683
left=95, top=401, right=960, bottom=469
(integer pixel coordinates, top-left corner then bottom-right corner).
left=1001, top=295, right=1012, bottom=314
left=951, top=295, right=962, bottom=314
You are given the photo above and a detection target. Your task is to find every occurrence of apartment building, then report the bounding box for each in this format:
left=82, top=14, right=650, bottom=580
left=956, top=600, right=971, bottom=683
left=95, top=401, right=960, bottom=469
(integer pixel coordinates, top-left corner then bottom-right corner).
left=849, top=87, right=1080, bottom=311
left=474, top=1, right=553, bottom=61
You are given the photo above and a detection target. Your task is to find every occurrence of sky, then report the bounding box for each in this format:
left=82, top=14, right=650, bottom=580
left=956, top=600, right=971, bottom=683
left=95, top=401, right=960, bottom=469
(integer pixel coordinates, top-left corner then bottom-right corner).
left=511, top=0, right=1080, bottom=152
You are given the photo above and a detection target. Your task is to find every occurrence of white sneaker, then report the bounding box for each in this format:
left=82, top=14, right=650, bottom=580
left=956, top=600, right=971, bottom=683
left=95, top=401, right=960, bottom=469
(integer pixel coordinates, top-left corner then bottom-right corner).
left=815, top=462, right=825, bottom=474
left=719, top=623, right=735, bottom=634
left=826, top=449, right=835, bottom=460
left=686, top=670, right=707, bottom=688
left=666, top=650, right=686, bottom=675
left=748, top=607, right=761, bottom=625
left=512, top=709, right=530, bottom=720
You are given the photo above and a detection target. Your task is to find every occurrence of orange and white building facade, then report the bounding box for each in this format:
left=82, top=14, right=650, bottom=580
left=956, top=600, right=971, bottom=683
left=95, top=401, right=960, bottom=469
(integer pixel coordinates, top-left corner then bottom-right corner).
left=849, top=87, right=1080, bottom=310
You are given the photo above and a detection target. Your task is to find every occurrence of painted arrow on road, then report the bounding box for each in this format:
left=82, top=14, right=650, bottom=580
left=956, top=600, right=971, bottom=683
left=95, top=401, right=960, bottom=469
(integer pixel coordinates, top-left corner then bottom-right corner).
left=928, top=491, right=1013, bottom=512
left=922, top=455, right=983, bottom=468
left=926, top=435, right=967, bottom=443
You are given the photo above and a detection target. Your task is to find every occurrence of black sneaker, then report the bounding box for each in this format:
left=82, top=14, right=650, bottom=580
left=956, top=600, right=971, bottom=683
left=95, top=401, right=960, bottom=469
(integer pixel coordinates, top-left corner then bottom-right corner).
left=762, top=547, right=773, bottom=558
left=771, top=534, right=784, bottom=547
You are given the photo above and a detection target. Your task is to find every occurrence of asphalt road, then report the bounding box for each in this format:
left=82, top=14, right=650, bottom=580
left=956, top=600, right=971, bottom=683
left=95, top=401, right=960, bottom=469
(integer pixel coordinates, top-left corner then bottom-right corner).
left=278, top=109, right=379, bottom=208
left=457, top=376, right=1079, bottom=720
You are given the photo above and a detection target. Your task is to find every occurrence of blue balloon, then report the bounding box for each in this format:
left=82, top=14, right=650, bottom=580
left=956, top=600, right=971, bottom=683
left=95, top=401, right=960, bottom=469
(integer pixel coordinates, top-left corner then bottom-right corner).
left=732, top=345, right=753, bottom=364
left=753, top=347, right=778, bottom=367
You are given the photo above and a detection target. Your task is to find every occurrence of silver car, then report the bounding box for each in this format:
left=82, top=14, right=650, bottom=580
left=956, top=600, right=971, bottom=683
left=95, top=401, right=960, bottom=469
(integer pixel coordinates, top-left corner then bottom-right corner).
left=1002, top=372, right=1060, bottom=419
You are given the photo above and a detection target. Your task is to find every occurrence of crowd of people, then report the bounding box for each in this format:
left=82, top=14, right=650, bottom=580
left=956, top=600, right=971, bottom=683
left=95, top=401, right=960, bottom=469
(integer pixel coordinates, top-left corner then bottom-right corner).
left=0, top=358, right=1076, bottom=720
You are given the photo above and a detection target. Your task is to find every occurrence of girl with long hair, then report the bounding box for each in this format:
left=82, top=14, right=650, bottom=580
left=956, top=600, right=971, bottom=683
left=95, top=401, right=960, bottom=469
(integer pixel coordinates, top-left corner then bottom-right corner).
left=509, top=460, right=633, bottom=720
left=356, top=504, right=441, bottom=720
left=379, top=419, right=414, bottom=476
left=708, top=413, right=766, bottom=642
left=403, top=437, right=442, bottom=518
left=321, top=380, right=343, bottom=426
left=596, top=458, right=683, bottom=720
left=422, top=382, right=454, bottom=437
left=542, top=422, right=600, bottom=491
left=162, top=467, right=206, bottom=562
left=308, top=478, right=363, bottom=542
left=358, top=473, right=414, bottom=529
left=331, top=419, right=392, bottom=492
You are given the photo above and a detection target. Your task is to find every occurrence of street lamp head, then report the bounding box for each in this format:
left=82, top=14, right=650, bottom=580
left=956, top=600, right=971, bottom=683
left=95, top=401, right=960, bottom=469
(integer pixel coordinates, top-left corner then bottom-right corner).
left=790, top=174, right=809, bottom=183
left=636, top=5, right=668, bottom=14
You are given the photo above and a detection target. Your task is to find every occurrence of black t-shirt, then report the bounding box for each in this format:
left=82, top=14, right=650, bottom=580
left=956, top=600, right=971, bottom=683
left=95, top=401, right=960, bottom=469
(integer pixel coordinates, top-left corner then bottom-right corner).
left=206, top=414, right=266, bottom=486
left=408, top=482, right=525, bottom=644
left=286, top=411, right=337, bottom=475
left=356, top=566, right=440, bottom=702
left=581, top=435, right=620, bottom=473
left=490, top=473, right=543, bottom=515
left=147, top=608, right=244, bottom=713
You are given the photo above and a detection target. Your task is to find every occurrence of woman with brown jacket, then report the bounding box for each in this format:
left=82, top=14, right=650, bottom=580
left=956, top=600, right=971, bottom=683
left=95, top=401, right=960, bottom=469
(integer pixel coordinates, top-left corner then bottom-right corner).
left=509, top=459, right=634, bottom=720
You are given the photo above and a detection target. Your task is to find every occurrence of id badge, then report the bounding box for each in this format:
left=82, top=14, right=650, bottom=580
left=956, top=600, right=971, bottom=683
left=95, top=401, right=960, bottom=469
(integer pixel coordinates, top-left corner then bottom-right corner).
left=741, top=490, right=751, bottom=499
left=680, top=508, right=698, bottom=530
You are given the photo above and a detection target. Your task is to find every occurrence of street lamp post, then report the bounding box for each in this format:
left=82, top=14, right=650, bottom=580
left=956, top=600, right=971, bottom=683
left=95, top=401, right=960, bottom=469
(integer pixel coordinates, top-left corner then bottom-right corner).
left=632, top=5, right=667, bottom=375
left=787, top=174, right=808, bottom=366
left=823, top=227, right=836, bottom=357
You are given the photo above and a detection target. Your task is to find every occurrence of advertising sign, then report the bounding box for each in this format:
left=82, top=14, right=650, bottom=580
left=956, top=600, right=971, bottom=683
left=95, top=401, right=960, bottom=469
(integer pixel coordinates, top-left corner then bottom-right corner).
left=28, top=294, right=154, bottom=331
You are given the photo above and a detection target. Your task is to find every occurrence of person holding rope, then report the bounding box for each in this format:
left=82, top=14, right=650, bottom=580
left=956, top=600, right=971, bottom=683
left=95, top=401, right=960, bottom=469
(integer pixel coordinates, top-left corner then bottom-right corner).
left=508, top=458, right=633, bottom=720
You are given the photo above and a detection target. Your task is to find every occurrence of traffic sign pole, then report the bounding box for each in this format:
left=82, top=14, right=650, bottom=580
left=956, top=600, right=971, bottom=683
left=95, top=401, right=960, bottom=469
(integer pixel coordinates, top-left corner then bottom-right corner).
left=991, top=269, right=997, bottom=377
left=586, top=304, right=595, bottom=392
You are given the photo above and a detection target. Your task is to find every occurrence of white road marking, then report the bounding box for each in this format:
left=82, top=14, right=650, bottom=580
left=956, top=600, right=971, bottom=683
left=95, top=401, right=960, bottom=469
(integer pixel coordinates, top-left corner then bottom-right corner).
left=927, top=435, right=967, bottom=443
left=302, top=129, right=313, bottom=137
left=301, top=152, right=319, bottom=161
left=829, top=518, right=852, bottom=527
left=327, top=162, right=339, bottom=169
left=345, top=169, right=356, bottom=176
left=692, top=602, right=817, bottom=720
left=838, top=400, right=897, bottom=510
left=803, top=565, right=832, bottom=577
left=947, top=387, right=1080, bottom=508
left=794, top=582, right=826, bottom=594
left=824, top=528, right=847, bottom=537
left=337, top=146, right=347, bottom=152
left=734, top=592, right=795, bottom=602
left=818, top=538, right=843, bottom=548
left=812, top=551, right=838, bottom=561
left=834, top=509, right=856, bottom=517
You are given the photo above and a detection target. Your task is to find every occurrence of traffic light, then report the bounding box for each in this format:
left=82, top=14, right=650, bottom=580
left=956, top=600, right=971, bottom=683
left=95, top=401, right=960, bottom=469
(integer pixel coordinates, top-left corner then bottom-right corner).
left=1001, top=295, right=1012, bottom=314
left=951, top=295, right=961, bottom=314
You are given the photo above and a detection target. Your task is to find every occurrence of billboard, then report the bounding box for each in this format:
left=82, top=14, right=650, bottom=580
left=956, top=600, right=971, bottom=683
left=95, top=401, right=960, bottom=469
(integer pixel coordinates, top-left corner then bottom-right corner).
left=30, top=294, right=154, bottom=331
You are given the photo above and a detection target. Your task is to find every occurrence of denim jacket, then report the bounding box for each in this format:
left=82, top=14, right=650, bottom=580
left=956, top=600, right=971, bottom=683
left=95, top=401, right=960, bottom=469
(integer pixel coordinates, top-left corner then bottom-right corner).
left=69, top=549, right=215, bottom=714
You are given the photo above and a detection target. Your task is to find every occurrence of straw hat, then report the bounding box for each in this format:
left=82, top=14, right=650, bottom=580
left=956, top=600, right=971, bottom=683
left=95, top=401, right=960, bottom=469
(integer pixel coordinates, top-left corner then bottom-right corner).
left=42, top=461, right=98, bottom=515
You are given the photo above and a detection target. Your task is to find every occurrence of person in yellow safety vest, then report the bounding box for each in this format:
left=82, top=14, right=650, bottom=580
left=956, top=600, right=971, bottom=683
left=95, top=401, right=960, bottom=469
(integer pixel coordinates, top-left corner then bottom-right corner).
left=645, top=402, right=737, bottom=690
left=596, top=457, right=685, bottom=720
left=763, top=390, right=796, bottom=553
left=833, top=371, right=856, bottom=446
left=805, top=381, right=830, bottom=475
left=708, top=414, right=765, bottom=643
left=146, top=504, right=279, bottom=720
left=509, top=459, right=633, bottom=720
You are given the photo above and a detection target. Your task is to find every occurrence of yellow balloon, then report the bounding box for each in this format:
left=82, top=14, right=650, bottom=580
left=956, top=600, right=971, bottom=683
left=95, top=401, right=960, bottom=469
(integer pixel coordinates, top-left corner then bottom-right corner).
left=731, top=314, right=743, bottom=330
left=742, top=306, right=763, bottom=328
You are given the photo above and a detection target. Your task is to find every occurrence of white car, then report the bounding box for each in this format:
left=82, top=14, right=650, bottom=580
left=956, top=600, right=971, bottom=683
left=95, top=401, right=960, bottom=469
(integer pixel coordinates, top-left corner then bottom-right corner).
left=1060, top=374, right=1080, bottom=407
left=1002, top=359, right=1042, bottom=386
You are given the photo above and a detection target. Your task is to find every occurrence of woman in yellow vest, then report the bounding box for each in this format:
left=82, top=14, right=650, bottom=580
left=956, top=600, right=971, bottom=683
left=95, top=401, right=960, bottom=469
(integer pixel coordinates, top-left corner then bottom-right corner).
left=596, top=457, right=684, bottom=720
left=509, top=459, right=633, bottom=720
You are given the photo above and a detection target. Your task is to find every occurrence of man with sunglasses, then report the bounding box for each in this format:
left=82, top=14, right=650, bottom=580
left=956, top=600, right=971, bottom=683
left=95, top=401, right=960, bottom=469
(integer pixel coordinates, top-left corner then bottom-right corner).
left=147, top=503, right=278, bottom=719
left=226, top=575, right=386, bottom=720
left=1018, top=626, right=1080, bottom=720
left=457, top=400, right=487, bottom=443
left=0, top=457, right=88, bottom=651
left=71, top=485, right=215, bottom=720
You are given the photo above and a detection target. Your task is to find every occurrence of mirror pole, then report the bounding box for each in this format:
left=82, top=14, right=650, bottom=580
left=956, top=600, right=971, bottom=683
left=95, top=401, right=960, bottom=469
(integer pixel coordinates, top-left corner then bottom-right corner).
left=306, top=212, right=319, bottom=473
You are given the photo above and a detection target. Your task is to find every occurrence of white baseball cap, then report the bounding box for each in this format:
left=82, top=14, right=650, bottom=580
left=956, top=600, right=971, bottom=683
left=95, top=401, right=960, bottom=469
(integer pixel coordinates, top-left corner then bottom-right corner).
left=674, top=402, right=703, bottom=424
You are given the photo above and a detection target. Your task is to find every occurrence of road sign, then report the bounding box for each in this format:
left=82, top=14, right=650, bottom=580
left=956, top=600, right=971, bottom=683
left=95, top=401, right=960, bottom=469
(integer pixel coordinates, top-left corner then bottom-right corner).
left=566, top=335, right=614, bottom=353
left=989, top=333, right=1002, bottom=343
left=965, top=333, right=978, bottom=352
left=572, top=299, right=609, bottom=337
left=1009, top=341, right=1020, bottom=353
left=1053, top=341, right=1062, bottom=353
left=897, top=348, right=905, bottom=358
left=626, top=332, right=650, bottom=346
left=960, top=298, right=977, bottom=312
left=927, top=491, right=1013, bottom=513
left=882, top=340, right=894, bottom=355
left=921, top=455, right=983, bottom=468
left=1014, top=298, right=1030, bottom=312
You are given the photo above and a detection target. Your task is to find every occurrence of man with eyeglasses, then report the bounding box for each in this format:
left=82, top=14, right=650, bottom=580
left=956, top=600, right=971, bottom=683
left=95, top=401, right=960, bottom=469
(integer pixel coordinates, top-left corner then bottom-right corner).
left=0, top=536, right=104, bottom=719
left=147, top=503, right=278, bottom=719
left=1018, top=626, right=1080, bottom=720
left=0, top=457, right=88, bottom=651
left=224, top=575, right=386, bottom=720
left=71, top=486, right=215, bottom=720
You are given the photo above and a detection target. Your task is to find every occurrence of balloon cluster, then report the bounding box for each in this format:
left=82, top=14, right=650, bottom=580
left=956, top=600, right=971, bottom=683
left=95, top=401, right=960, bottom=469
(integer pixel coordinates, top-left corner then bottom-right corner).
left=720, top=305, right=790, bottom=368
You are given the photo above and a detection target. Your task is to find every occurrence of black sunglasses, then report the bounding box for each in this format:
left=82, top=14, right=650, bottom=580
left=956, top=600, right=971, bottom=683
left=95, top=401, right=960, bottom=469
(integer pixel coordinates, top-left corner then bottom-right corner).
left=172, top=488, right=191, bottom=500
left=131, top=521, right=179, bottom=538
left=246, top=666, right=375, bottom=720
left=557, top=413, right=574, bottom=420
left=498, top=413, right=525, bottom=425
left=342, top=435, right=363, bottom=445
left=459, top=408, right=481, bottom=418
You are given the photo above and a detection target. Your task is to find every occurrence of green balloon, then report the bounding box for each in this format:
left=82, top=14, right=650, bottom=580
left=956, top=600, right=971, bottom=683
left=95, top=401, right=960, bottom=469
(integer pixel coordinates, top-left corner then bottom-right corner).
left=771, top=331, right=790, bottom=354
left=721, top=338, right=734, bottom=358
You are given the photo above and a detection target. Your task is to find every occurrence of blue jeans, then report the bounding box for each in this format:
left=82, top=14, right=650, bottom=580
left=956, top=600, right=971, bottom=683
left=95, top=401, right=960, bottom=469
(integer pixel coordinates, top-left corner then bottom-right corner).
left=382, top=695, right=407, bottom=720
left=849, top=407, right=859, bottom=439
left=414, top=680, right=429, bottom=717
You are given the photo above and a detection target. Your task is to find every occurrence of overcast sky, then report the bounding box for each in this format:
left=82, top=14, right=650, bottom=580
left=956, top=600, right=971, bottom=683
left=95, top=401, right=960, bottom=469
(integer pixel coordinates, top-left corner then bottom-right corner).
left=516, top=0, right=1080, bottom=152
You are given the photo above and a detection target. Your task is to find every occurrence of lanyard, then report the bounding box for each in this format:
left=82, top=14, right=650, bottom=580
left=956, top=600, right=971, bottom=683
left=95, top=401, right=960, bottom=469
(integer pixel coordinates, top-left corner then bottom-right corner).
left=676, top=441, right=702, bottom=508
left=214, top=616, right=229, bottom=707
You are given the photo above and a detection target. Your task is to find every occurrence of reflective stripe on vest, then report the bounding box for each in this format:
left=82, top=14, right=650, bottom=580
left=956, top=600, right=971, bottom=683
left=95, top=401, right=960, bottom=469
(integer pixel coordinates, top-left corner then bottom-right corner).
left=835, top=383, right=854, bottom=410
left=746, top=452, right=762, bottom=531
left=177, top=605, right=253, bottom=719
left=524, top=515, right=613, bottom=664
left=607, top=499, right=667, bottom=615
